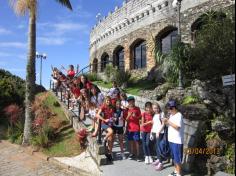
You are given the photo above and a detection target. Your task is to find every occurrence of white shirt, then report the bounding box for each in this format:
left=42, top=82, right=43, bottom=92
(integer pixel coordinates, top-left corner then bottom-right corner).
left=168, top=112, right=184, bottom=144
left=121, top=100, right=129, bottom=109
left=107, top=87, right=120, bottom=99
left=88, top=109, right=96, bottom=118
left=91, top=93, right=104, bottom=107
left=113, top=111, right=124, bottom=127
left=151, top=112, right=164, bottom=134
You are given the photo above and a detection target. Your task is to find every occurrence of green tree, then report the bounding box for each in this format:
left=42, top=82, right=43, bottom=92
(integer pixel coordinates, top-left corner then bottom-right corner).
left=156, top=41, right=191, bottom=85
left=191, top=11, right=235, bottom=80
left=10, top=0, right=72, bottom=145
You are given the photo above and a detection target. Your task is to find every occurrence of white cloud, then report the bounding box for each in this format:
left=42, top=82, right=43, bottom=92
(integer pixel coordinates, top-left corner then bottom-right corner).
left=0, top=61, right=7, bottom=66
left=0, top=42, right=27, bottom=49
left=53, top=22, right=88, bottom=32
left=37, top=37, right=68, bottom=45
left=17, top=24, right=25, bottom=29
left=0, top=27, right=12, bottom=35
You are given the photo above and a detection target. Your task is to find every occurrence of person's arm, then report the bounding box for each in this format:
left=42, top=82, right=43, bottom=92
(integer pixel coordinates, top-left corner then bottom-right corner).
left=142, top=120, right=153, bottom=126
left=163, top=118, right=180, bottom=130
left=125, top=111, right=133, bottom=121
left=96, top=108, right=109, bottom=123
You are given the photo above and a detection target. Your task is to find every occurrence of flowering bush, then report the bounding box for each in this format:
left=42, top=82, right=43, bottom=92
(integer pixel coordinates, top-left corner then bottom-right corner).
left=3, top=104, right=23, bottom=126
left=75, top=128, right=88, bottom=149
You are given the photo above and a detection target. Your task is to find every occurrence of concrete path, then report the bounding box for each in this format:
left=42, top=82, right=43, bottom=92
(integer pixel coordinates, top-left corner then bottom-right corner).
left=100, top=139, right=177, bottom=176
left=0, top=140, right=77, bottom=176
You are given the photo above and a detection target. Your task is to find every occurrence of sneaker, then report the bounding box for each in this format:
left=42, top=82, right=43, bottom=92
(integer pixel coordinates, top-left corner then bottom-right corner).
left=168, top=171, right=177, bottom=176
left=128, top=154, right=135, bottom=160
left=144, top=156, right=149, bottom=164
left=152, top=159, right=160, bottom=166
left=155, top=163, right=163, bottom=171
left=148, top=156, right=153, bottom=164
left=121, top=153, right=126, bottom=160
left=105, top=153, right=113, bottom=162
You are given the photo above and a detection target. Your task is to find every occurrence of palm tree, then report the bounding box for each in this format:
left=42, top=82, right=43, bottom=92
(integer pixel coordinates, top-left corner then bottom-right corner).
left=10, top=0, right=72, bottom=145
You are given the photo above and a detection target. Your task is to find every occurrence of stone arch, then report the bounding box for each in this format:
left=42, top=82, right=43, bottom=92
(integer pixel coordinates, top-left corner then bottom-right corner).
left=190, top=11, right=227, bottom=43
left=130, top=38, right=147, bottom=70
left=113, top=45, right=125, bottom=70
left=92, top=58, right=98, bottom=73
left=100, top=52, right=110, bottom=72
left=155, top=25, right=178, bottom=54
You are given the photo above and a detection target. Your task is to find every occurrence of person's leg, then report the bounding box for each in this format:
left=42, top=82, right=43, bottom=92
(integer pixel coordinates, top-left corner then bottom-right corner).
left=141, top=132, right=147, bottom=157
left=146, top=133, right=151, bottom=157
left=118, top=134, right=124, bottom=153
left=107, top=127, right=114, bottom=154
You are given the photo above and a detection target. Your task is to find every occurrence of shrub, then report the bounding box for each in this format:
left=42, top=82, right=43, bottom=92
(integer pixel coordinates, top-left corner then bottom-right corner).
left=7, top=121, right=24, bottom=144
left=114, top=70, right=132, bottom=88
left=85, top=73, right=101, bottom=82
left=104, top=64, right=117, bottom=81
left=3, top=104, right=23, bottom=127
left=182, top=96, right=199, bottom=105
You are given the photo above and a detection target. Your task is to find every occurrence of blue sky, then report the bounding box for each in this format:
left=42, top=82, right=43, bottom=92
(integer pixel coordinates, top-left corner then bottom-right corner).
left=0, top=0, right=123, bottom=88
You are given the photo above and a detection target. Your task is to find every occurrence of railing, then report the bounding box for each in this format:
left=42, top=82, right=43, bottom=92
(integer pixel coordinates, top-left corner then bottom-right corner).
left=49, top=79, right=104, bottom=144
left=76, top=60, right=139, bottom=77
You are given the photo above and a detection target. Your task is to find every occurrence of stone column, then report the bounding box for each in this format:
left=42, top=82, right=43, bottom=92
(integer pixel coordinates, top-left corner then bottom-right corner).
left=124, top=40, right=131, bottom=71
left=146, top=36, right=156, bottom=71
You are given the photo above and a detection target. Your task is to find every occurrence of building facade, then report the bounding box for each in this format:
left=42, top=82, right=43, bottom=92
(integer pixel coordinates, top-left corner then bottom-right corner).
left=89, top=0, right=234, bottom=77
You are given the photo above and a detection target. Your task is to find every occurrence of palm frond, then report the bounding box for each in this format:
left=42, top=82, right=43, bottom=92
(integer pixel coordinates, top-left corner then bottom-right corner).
left=55, top=0, right=73, bottom=10
left=9, top=0, right=29, bottom=15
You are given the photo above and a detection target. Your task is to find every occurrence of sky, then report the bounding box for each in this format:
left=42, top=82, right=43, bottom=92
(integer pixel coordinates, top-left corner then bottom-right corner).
left=0, top=0, right=123, bottom=88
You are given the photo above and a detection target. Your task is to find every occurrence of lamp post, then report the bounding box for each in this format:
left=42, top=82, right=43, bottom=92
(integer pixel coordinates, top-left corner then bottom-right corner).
left=36, top=52, right=47, bottom=86
left=173, top=0, right=183, bottom=89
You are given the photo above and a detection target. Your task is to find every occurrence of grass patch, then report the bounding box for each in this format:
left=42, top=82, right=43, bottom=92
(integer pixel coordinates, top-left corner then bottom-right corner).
left=43, top=128, right=81, bottom=157
left=41, top=92, right=68, bottom=122
left=94, top=79, right=158, bottom=96
left=93, top=80, right=113, bottom=89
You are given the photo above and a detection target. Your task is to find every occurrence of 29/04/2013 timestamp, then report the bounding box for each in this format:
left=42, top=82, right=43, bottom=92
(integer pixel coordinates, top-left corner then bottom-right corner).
left=184, top=148, right=221, bottom=155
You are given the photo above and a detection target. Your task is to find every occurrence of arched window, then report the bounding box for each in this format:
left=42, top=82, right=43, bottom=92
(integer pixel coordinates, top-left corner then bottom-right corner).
left=132, top=40, right=146, bottom=69
left=156, top=27, right=178, bottom=54
left=101, top=53, right=109, bottom=72
left=113, top=46, right=125, bottom=70
left=92, top=58, right=98, bottom=73
left=191, top=11, right=226, bottom=44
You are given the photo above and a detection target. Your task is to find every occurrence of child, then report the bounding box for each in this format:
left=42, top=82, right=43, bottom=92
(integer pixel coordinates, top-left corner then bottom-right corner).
left=125, top=96, right=142, bottom=162
left=96, top=96, right=114, bottom=161
left=163, top=100, right=184, bottom=176
left=141, top=102, right=154, bottom=164
left=112, top=100, right=126, bottom=160
left=107, top=81, right=120, bottom=106
left=120, top=92, right=129, bottom=110
left=151, top=103, right=165, bottom=170
left=62, top=65, right=75, bottom=80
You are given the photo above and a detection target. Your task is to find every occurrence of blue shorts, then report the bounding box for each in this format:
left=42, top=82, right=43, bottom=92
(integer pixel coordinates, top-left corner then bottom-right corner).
left=169, top=142, right=183, bottom=165
left=101, top=124, right=110, bottom=130
left=127, top=131, right=140, bottom=141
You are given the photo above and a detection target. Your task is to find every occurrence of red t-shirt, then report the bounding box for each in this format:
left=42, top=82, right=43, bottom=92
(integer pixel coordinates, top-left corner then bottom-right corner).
left=100, top=104, right=114, bottom=122
left=127, top=107, right=141, bottom=132
left=67, top=70, right=75, bottom=78
left=71, top=87, right=80, bottom=98
left=141, top=112, right=153, bottom=133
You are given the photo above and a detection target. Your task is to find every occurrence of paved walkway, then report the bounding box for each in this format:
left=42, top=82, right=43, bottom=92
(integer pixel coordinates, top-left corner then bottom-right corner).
left=100, top=139, right=177, bottom=176
left=0, top=140, right=77, bottom=176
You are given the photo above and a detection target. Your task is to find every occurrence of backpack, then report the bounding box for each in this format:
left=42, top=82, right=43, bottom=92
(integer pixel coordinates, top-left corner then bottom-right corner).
left=158, top=125, right=171, bottom=160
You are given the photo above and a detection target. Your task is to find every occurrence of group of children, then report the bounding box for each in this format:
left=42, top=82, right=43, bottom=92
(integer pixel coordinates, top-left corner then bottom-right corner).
left=51, top=65, right=185, bottom=176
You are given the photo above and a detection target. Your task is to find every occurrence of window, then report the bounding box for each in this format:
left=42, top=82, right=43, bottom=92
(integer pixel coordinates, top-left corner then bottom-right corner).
left=133, top=41, right=146, bottom=69
left=114, top=47, right=125, bottom=70
left=92, top=59, right=98, bottom=73
left=157, top=29, right=178, bottom=54
left=101, top=54, right=109, bottom=72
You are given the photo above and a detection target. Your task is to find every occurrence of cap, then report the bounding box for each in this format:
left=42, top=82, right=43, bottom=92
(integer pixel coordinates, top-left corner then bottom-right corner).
left=167, top=100, right=177, bottom=108
left=127, top=96, right=135, bottom=101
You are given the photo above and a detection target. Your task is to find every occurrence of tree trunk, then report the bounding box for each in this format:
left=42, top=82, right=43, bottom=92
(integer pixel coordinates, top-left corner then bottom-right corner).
left=22, top=10, right=36, bottom=146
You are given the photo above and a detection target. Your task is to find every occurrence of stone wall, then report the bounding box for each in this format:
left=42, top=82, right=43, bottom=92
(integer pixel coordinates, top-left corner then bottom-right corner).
left=89, top=0, right=234, bottom=76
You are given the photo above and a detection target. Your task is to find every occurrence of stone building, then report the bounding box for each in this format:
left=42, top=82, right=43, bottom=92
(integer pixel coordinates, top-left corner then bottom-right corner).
left=89, top=0, right=234, bottom=78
